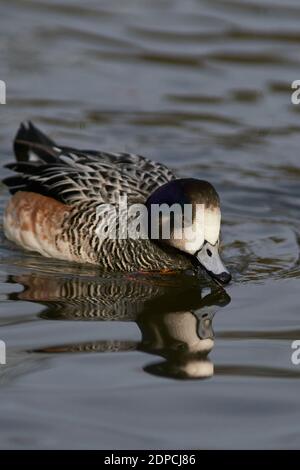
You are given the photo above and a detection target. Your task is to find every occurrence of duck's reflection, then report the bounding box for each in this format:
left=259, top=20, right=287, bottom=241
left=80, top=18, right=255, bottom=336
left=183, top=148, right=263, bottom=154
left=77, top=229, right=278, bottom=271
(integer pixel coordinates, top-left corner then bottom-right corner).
left=14, top=271, right=231, bottom=380
left=139, top=310, right=215, bottom=380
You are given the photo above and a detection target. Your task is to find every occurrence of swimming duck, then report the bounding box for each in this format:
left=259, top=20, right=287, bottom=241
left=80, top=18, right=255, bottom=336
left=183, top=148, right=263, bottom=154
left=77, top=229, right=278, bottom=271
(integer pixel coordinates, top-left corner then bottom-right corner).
left=3, top=122, right=231, bottom=284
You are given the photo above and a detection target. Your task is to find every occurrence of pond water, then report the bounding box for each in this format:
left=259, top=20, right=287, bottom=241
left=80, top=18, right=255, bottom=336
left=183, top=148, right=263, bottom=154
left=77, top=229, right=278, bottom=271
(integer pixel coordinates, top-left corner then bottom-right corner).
left=0, top=0, right=299, bottom=449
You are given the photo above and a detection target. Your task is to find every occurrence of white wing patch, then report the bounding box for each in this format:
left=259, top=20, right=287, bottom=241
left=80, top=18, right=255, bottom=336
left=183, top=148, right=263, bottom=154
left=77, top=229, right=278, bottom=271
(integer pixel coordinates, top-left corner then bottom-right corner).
left=28, top=150, right=40, bottom=162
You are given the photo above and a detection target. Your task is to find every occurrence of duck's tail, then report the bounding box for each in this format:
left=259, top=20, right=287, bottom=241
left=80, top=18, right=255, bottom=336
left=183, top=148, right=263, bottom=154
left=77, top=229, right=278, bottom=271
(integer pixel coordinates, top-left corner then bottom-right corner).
left=3, top=122, right=62, bottom=196
left=13, top=121, right=57, bottom=163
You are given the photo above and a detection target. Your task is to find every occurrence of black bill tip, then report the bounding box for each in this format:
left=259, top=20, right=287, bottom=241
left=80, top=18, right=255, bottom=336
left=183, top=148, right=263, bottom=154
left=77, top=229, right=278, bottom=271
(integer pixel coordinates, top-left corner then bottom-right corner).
left=207, top=270, right=232, bottom=285
left=215, top=271, right=232, bottom=285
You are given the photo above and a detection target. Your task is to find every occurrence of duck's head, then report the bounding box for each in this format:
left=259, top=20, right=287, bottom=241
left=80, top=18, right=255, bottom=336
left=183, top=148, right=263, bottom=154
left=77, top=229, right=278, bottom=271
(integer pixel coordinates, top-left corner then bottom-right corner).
left=146, top=178, right=231, bottom=284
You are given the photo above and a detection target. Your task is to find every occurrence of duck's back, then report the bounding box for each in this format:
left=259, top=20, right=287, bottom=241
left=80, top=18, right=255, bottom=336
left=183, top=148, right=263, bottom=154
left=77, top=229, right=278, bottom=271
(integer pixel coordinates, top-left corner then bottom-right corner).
left=5, top=122, right=175, bottom=205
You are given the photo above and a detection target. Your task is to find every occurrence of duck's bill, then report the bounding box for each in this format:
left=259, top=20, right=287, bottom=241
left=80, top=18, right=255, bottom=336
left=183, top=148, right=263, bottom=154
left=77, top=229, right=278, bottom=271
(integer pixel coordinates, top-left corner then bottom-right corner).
left=196, top=242, right=231, bottom=285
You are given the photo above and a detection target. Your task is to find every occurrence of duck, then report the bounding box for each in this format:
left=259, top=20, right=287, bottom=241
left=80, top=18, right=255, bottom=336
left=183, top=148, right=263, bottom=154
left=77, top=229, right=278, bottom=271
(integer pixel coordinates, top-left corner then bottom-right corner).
left=3, top=122, right=231, bottom=284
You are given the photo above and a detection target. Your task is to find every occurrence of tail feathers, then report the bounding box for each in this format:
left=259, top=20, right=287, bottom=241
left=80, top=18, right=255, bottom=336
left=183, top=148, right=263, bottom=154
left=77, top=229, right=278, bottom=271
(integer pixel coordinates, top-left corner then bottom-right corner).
left=14, top=121, right=58, bottom=163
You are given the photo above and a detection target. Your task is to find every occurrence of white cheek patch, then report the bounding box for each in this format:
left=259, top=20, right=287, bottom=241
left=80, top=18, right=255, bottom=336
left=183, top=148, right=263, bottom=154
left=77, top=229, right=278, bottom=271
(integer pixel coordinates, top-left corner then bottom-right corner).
left=157, top=203, right=221, bottom=255
left=204, top=206, right=221, bottom=245
left=180, top=204, right=220, bottom=254
left=180, top=204, right=205, bottom=254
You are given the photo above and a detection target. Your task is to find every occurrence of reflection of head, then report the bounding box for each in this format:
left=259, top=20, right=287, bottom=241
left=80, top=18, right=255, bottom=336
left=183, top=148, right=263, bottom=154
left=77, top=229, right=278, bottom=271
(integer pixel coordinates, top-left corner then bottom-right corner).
left=145, top=358, right=214, bottom=380
left=139, top=310, right=215, bottom=380
left=160, top=311, right=214, bottom=352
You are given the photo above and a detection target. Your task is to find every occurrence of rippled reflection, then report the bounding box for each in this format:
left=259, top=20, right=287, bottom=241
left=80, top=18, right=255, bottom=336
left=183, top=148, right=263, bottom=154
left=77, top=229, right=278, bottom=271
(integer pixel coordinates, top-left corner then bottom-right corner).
left=12, top=272, right=230, bottom=380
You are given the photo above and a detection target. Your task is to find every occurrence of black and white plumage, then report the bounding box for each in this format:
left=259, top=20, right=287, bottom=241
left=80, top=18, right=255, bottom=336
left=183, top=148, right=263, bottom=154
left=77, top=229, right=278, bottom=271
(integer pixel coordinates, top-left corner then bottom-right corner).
left=2, top=122, right=231, bottom=283
left=5, top=121, right=175, bottom=205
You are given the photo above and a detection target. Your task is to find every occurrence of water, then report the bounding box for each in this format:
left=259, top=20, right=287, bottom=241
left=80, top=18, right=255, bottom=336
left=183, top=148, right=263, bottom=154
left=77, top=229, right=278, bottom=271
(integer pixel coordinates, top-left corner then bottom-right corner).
left=0, top=0, right=299, bottom=449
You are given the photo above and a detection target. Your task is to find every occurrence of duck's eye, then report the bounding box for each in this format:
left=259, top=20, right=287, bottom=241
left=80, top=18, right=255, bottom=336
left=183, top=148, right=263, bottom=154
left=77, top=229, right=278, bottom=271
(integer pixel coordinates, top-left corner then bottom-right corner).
left=206, top=248, right=212, bottom=257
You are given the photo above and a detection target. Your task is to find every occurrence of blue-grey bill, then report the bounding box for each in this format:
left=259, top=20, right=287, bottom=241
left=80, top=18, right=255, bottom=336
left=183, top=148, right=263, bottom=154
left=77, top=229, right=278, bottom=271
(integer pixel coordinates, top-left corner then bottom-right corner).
left=196, top=242, right=231, bottom=285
